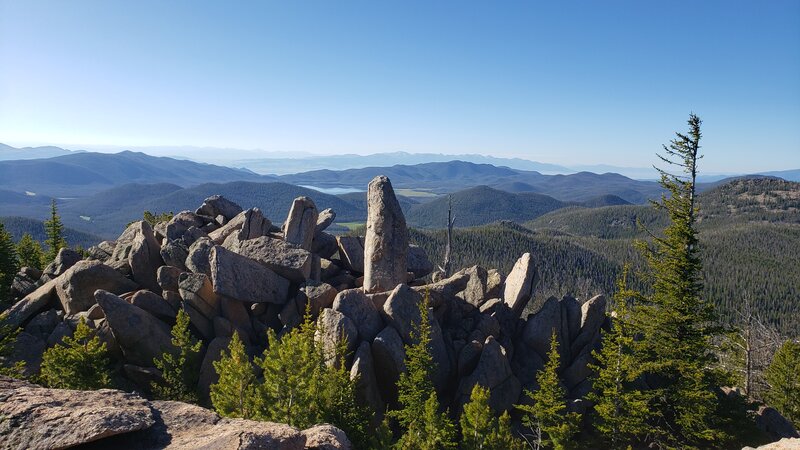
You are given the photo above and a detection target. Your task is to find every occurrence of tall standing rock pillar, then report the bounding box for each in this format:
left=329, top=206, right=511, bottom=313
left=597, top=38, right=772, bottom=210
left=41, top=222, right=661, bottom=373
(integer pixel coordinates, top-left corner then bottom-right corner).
left=364, top=176, right=408, bottom=293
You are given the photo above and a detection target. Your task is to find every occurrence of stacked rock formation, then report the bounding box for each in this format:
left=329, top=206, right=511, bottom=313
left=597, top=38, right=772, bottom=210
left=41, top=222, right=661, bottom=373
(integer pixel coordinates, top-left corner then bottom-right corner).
left=3, top=176, right=609, bottom=425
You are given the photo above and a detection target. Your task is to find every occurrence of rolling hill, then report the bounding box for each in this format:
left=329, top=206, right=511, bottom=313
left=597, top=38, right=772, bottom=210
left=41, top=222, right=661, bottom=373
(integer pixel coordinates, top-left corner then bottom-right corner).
left=0, top=216, right=103, bottom=249
left=0, top=150, right=270, bottom=197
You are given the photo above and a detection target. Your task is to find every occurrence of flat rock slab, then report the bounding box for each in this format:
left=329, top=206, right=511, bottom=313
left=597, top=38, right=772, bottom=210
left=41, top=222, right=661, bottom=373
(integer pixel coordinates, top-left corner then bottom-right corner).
left=0, top=376, right=154, bottom=450
left=210, top=246, right=290, bottom=304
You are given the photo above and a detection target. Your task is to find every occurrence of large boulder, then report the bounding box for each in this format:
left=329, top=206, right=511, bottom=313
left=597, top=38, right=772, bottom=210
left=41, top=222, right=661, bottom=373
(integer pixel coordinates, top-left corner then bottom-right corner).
left=129, top=290, right=178, bottom=323
left=4, top=279, right=57, bottom=329
left=196, top=195, right=243, bottom=222
left=363, top=176, right=408, bottom=293
left=755, top=406, right=800, bottom=440
left=502, top=253, right=538, bottom=317
left=371, top=326, right=406, bottom=403
left=159, top=239, right=189, bottom=272
left=209, top=207, right=272, bottom=244
left=95, top=290, right=175, bottom=367
left=315, top=208, right=337, bottom=235
left=185, top=237, right=215, bottom=276
left=333, top=289, right=384, bottom=342
left=297, top=281, right=338, bottom=316
left=316, top=308, right=358, bottom=366
left=0, top=377, right=155, bottom=450
left=178, top=273, right=221, bottom=320
left=407, top=244, right=434, bottom=279
left=336, top=236, right=365, bottom=274
left=127, top=221, right=165, bottom=292
left=227, top=236, right=313, bottom=283
left=382, top=284, right=423, bottom=343
left=521, top=296, right=562, bottom=359
left=350, top=341, right=385, bottom=416
left=456, top=266, right=503, bottom=308
left=209, top=246, right=290, bottom=304
left=284, top=196, right=318, bottom=250
left=157, top=265, right=184, bottom=292
left=42, top=248, right=82, bottom=279
left=198, top=336, right=231, bottom=403
left=56, top=260, right=139, bottom=315
left=302, top=424, right=353, bottom=450
left=165, top=211, right=206, bottom=242
left=570, top=294, right=607, bottom=356
left=457, top=337, right=521, bottom=413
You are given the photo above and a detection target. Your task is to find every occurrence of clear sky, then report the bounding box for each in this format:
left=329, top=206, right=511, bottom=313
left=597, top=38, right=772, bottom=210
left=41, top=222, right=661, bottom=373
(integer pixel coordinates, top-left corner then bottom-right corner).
left=1, top=0, right=798, bottom=172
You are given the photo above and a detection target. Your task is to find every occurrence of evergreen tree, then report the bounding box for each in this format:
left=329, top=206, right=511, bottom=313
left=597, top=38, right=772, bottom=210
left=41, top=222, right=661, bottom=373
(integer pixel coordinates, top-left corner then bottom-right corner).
left=391, top=292, right=456, bottom=450
left=39, top=318, right=110, bottom=390
left=588, top=266, right=652, bottom=449
left=143, top=210, right=174, bottom=227
left=764, top=340, right=800, bottom=428
left=460, top=384, right=523, bottom=450
left=0, top=312, right=25, bottom=377
left=517, top=331, right=580, bottom=450
left=632, top=113, right=725, bottom=446
left=211, top=331, right=257, bottom=419
left=152, top=309, right=202, bottom=403
left=16, top=233, right=44, bottom=270
left=0, top=222, right=18, bottom=307
left=43, top=199, right=66, bottom=265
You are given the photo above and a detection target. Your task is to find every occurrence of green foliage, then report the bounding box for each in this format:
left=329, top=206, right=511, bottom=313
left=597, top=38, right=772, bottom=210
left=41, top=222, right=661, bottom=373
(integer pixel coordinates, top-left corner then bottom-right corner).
left=0, top=222, right=19, bottom=307
left=588, top=267, right=652, bottom=449
left=43, top=199, right=67, bottom=265
left=0, top=312, right=25, bottom=377
left=211, top=332, right=258, bottom=419
left=16, top=233, right=44, bottom=270
left=234, top=308, right=381, bottom=449
left=39, top=318, right=110, bottom=390
left=391, top=293, right=456, bottom=450
left=152, top=309, right=202, bottom=403
left=517, top=331, right=580, bottom=450
left=143, top=210, right=174, bottom=227
left=765, top=340, right=800, bottom=428
left=460, top=384, right=523, bottom=450
left=631, top=114, right=726, bottom=447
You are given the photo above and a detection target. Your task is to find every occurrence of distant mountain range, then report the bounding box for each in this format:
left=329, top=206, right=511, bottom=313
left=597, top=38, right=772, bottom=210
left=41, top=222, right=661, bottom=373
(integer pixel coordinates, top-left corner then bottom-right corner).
left=0, top=143, right=77, bottom=160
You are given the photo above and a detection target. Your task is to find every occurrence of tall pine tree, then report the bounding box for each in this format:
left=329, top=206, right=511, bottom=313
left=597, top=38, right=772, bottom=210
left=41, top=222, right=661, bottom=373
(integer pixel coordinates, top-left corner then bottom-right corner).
left=764, top=340, right=800, bottom=428
left=517, top=331, right=580, bottom=450
left=43, top=200, right=66, bottom=265
left=0, top=222, right=18, bottom=307
left=16, top=233, right=44, bottom=271
left=211, top=331, right=257, bottom=419
left=460, top=384, right=523, bottom=450
left=151, top=309, right=203, bottom=403
left=588, top=266, right=652, bottom=449
left=390, top=292, right=456, bottom=450
left=632, top=113, right=725, bottom=446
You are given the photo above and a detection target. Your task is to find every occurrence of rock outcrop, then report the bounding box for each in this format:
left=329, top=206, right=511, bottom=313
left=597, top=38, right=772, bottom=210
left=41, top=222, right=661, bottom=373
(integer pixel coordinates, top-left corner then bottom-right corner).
left=363, top=176, right=408, bottom=293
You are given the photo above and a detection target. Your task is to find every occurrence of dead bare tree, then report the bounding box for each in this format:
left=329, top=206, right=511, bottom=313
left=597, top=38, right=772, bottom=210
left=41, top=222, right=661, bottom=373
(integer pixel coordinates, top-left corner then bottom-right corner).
left=438, top=195, right=456, bottom=278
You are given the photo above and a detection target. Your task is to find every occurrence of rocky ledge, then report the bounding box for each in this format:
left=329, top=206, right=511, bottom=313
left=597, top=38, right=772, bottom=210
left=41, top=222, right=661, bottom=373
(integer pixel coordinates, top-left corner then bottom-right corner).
left=0, top=376, right=350, bottom=450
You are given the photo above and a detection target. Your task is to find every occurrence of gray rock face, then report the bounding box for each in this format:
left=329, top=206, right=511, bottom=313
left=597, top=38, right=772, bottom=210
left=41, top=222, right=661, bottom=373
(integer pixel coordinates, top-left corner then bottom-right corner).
left=95, top=290, right=175, bottom=367
left=0, top=377, right=155, bottom=450
left=209, top=246, right=290, bottom=304
left=179, top=273, right=221, bottom=320
left=284, top=196, right=319, bottom=250
left=407, top=244, right=434, bottom=279
left=336, top=236, right=365, bottom=274
left=316, top=308, right=358, bottom=366
left=458, top=337, right=520, bottom=413
left=311, top=232, right=338, bottom=259
left=333, top=289, right=384, bottom=342
left=228, top=236, right=312, bottom=283
left=302, top=424, right=353, bottom=450
left=159, top=239, right=189, bottom=272
left=315, top=208, right=337, bottom=235
left=457, top=266, right=503, bottom=308
left=4, top=279, right=57, bottom=329
left=522, top=296, right=562, bottom=359
left=755, top=406, right=800, bottom=440
left=196, top=195, right=243, bottom=222
left=127, top=222, right=165, bottom=292
left=130, top=290, right=178, bottom=323
left=56, top=260, right=139, bottom=315
left=156, top=265, right=183, bottom=292
left=297, top=281, right=338, bottom=316
left=382, top=284, right=423, bottom=344
left=185, top=237, right=215, bottom=276
left=43, top=248, right=82, bottom=279
left=561, top=295, right=582, bottom=343
left=503, top=252, right=538, bottom=317
left=198, top=336, right=231, bottom=403
left=364, top=176, right=408, bottom=293
left=570, top=294, right=607, bottom=356
left=350, top=341, right=384, bottom=416
left=9, top=331, right=46, bottom=376
left=209, top=207, right=272, bottom=245
left=165, top=211, right=206, bottom=242
left=371, top=326, right=406, bottom=402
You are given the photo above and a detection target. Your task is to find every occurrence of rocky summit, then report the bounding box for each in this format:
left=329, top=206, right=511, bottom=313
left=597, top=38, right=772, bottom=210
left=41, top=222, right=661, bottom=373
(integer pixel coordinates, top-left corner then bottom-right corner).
left=2, top=175, right=797, bottom=449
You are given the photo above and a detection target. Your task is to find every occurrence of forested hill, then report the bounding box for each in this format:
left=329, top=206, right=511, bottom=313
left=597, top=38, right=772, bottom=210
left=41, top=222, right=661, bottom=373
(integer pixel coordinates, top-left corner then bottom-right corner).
left=0, top=216, right=103, bottom=249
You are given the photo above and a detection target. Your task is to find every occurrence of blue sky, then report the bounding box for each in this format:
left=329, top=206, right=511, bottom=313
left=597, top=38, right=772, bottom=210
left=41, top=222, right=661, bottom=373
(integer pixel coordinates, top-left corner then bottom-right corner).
left=1, top=1, right=798, bottom=172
